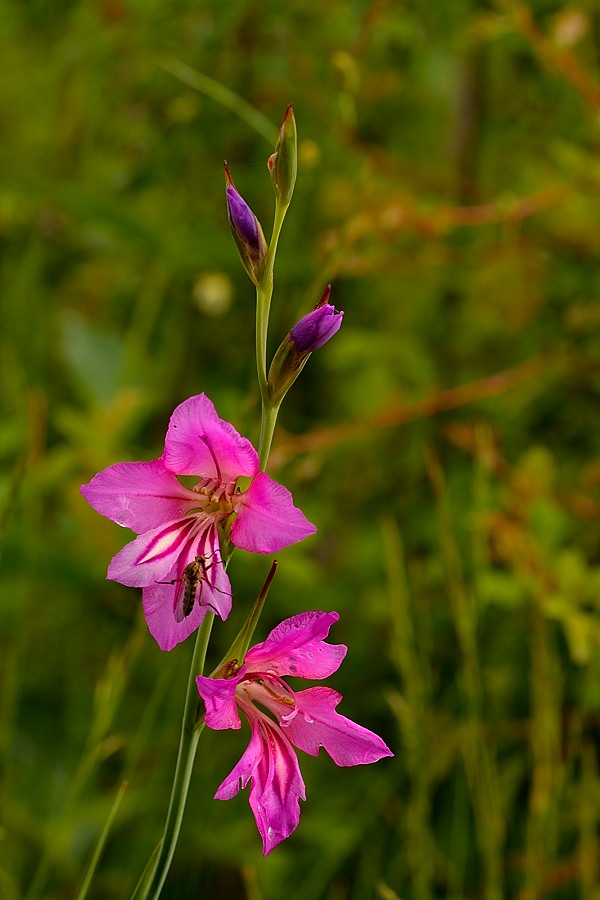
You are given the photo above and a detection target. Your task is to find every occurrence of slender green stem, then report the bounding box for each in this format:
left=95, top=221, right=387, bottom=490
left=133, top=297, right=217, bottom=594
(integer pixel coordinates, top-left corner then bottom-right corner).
left=255, top=202, right=288, bottom=397
left=76, top=780, right=128, bottom=900
left=258, top=401, right=281, bottom=471
left=265, top=202, right=288, bottom=286
left=131, top=613, right=214, bottom=900
left=156, top=54, right=278, bottom=144
left=255, top=200, right=288, bottom=458
left=255, top=283, right=270, bottom=405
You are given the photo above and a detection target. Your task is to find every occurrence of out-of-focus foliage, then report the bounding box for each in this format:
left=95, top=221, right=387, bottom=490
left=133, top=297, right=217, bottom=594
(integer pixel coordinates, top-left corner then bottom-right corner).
left=2, top=0, right=600, bottom=897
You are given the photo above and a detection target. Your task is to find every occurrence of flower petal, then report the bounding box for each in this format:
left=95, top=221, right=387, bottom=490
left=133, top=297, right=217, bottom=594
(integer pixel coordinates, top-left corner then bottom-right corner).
left=231, top=472, right=316, bottom=553
left=80, top=459, right=198, bottom=533
left=201, top=542, right=233, bottom=621
left=163, top=394, right=258, bottom=481
left=106, top=517, right=199, bottom=587
left=214, top=708, right=305, bottom=855
left=245, top=611, right=346, bottom=679
left=196, top=671, right=244, bottom=730
left=283, top=686, right=394, bottom=766
left=139, top=526, right=230, bottom=650
left=290, top=302, right=344, bottom=353
left=142, top=581, right=208, bottom=651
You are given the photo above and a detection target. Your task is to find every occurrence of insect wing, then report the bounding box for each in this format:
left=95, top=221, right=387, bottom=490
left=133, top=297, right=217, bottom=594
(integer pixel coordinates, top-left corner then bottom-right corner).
left=173, top=574, right=195, bottom=623
left=170, top=555, right=227, bottom=623
left=182, top=569, right=198, bottom=619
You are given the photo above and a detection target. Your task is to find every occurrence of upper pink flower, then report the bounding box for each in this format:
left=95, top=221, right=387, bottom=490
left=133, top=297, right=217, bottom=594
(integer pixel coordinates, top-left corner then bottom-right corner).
left=197, top=611, right=393, bottom=855
left=80, top=394, right=316, bottom=651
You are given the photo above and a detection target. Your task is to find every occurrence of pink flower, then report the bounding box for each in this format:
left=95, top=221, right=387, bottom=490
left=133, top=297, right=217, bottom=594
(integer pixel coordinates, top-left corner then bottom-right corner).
left=80, top=394, right=316, bottom=651
left=197, top=611, right=393, bottom=855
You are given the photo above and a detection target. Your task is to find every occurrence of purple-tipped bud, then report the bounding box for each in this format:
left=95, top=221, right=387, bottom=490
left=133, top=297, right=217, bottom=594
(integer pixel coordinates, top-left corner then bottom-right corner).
left=224, top=162, right=268, bottom=286
left=226, top=185, right=259, bottom=246
left=267, top=285, right=344, bottom=406
left=289, top=286, right=344, bottom=352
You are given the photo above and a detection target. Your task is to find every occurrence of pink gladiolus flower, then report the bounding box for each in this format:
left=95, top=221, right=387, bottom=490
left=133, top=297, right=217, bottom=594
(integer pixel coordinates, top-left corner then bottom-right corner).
left=197, top=611, right=393, bottom=855
left=80, top=394, right=316, bottom=651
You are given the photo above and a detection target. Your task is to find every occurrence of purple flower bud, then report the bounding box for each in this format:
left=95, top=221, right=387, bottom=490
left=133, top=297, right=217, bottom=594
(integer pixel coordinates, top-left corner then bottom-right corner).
left=224, top=162, right=267, bottom=286
left=267, top=286, right=344, bottom=406
left=290, top=290, right=344, bottom=353
left=226, top=186, right=259, bottom=247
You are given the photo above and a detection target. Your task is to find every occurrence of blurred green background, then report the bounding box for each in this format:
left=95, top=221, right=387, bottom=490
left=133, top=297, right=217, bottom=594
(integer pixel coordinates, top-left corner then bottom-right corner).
left=3, top=0, right=600, bottom=897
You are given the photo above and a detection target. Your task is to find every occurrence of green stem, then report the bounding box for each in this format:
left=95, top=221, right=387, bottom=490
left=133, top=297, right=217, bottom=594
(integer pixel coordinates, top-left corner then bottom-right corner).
left=156, top=54, right=278, bottom=145
left=131, top=613, right=214, bottom=900
left=255, top=202, right=288, bottom=397
left=255, top=200, right=288, bottom=459
left=258, top=402, right=281, bottom=471
left=76, top=780, right=128, bottom=900
left=255, top=282, right=270, bottom=405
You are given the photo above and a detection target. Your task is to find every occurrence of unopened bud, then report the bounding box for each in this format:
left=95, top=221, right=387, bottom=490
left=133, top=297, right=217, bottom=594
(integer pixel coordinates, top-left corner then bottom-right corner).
left=267, top=105, right=297, bottom=208
left=289, top=285, right=343, bottom=352
left=267, top=285, right=343, bottom=405
left=224, top=162, right=268, bottom=286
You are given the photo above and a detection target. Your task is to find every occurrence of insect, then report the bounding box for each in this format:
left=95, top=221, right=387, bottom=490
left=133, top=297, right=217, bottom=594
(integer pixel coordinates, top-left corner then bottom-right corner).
left=157, top=553, right=229, bottom=623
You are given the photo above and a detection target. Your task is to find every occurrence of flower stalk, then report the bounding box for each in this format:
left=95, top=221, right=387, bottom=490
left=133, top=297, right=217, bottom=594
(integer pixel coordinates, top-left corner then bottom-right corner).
left=255, top=199, right=289, bottom=415
left=133, top=559, right=280, bottom=899
left=131, top=612, right=214, bottom=900
left=254, top=105, right=298, bottom=454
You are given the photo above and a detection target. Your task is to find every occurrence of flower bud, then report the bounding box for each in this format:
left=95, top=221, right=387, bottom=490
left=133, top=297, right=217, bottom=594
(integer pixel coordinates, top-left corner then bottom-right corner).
left=267, top=105, right=297, bottom=208
left=267, top=285, right=343, bottom=405
left=224, top=162, right=268, bottom=286
left=289, top=285, right=343, bottom=352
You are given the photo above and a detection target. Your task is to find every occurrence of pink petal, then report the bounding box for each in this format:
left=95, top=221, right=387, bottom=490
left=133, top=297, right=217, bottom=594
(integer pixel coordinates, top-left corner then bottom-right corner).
left=200, top=545, right=233, bottom=621
left=231, top=472, right=316, bottom=553
left=283, top=686, right=394, bottom=766
left=245, top=611, right=346, bottom=679
left=139, top=527, right=231, bottom=650
left=142, top=580, right=208, bottom=651
left=214, top=708, right=305, bottom=855
left=162, top=394, right=258, bottom=481
left=196, top=672, right=244, bottom=730
left=81, top=459, right=198, bottom=533
left=107, top=517, right=199, bottom=587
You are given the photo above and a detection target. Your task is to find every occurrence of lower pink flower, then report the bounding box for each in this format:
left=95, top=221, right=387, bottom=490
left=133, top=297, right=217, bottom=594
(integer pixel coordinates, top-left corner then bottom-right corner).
left=197, top=611, right=393, bottom=855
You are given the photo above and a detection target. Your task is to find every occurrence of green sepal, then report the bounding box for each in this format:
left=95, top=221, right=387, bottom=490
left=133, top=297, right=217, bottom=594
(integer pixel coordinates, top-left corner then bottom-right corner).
left=267, top=336, right=310, bottom=407
left=210, top=561, right=278, bottom=679
left=267, top=105, right=297, bottom=209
